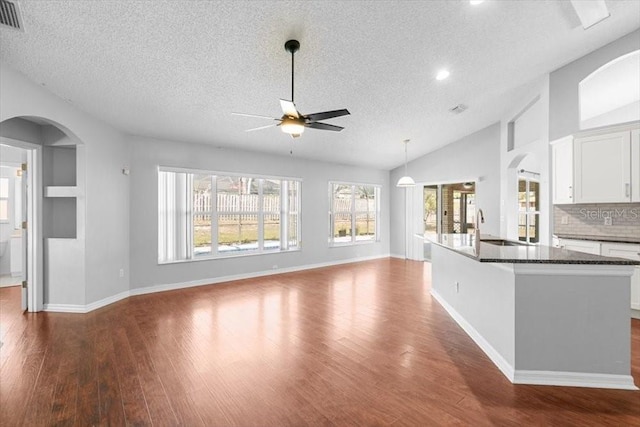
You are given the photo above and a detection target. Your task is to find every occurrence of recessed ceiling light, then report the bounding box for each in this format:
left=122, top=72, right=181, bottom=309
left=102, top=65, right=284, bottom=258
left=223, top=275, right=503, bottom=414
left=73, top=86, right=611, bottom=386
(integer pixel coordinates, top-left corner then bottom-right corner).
left=470, top=0, right=485, bottom=5
left=436, top=70, right=450, bottom=81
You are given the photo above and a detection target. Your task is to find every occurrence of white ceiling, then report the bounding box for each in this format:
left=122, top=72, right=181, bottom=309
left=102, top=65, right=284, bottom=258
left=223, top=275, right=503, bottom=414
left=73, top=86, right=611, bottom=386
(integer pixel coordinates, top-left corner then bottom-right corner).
left=1, top=1, right=639, bottom=170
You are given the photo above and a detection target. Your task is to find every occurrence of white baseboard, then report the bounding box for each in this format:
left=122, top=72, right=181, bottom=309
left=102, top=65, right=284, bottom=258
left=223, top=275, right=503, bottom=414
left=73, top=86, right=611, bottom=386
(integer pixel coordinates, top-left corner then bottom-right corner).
left=390, top=253, right=407, bottom=259
left=42, top=303, right=88, bottom=313
left=45, top=254, right=391, bottom=313
left=131, top=253, right=390, bottom=296
left=513, top=370, right=638, bottom=390
left=632, top=308, right=640, bottom=320
left=430, top=289, right=515, bottom=381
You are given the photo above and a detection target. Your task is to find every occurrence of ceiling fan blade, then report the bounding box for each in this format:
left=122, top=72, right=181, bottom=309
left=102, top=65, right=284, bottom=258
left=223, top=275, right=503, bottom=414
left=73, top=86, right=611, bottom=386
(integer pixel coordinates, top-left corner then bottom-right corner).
left=280, top=99, right=299, bottom=118
left=304, top=109, right=350, bottom=122
left=246, top=123, right=278, bottom=132
left=306, top=122, right=344, bottom=132
left=232, top=112, right=278, bottom=120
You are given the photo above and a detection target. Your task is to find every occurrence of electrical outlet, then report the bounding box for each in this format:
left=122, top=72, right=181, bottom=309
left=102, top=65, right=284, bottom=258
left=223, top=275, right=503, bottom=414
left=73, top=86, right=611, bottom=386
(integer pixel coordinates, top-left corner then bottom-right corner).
left=455, top=281, right=459, bottom=293
left=119, top=268, right=124, bottom=278
left=604, top=217, right=612, bottom=226
left=272, top=264, right=278, bottom=270
left=561, top=215, right=569, bottom=225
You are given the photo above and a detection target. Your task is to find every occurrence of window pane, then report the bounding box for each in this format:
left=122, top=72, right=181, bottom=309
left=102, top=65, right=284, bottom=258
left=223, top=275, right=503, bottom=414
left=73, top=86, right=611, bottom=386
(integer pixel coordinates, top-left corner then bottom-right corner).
left=528, top=181, right=540, bottom=212
left=264, top=213, right=280, bottom=250
left=356, top=185, right=375, bottom=211
left=518, top=213, right=527, bottom=242
left=355, top=212, right=375, bottom=241
left=193, top=174, right=212, bottom=213
left=528, top=213, right=539, bottom=243
left=333, top=213, right=351, bottom=242
left=194, top=214, right=212, bottom=257
left=333, top=184, right=352, bottom=212
left=218, top=214, right=259, bottom=253
left=518, top=179, right=527, bottom=212
left=264, top=179, right=280, bottom=213
left=423, top=186, right=438, bottom=234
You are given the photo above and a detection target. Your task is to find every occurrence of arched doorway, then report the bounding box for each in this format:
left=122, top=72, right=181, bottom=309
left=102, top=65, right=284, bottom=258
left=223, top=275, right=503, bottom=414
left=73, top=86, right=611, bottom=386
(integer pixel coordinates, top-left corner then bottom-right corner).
left=0, top=116, right=85, bottom=312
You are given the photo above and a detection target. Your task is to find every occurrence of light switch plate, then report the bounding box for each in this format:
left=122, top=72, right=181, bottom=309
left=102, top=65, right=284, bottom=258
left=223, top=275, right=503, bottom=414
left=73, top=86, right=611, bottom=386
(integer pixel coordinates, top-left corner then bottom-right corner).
left=561, top=215, right=569, bottom=225
left=604, top=217, right=612, bottom=226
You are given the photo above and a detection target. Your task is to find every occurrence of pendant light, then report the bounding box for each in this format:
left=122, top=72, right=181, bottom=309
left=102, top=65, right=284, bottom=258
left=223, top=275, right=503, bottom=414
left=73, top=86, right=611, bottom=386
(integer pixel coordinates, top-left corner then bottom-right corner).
left=396, top=139, right=416, bottom=187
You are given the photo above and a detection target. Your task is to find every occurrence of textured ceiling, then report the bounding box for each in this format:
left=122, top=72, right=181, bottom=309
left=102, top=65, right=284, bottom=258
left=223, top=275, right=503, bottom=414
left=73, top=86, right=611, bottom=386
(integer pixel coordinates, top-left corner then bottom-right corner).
left=1, top=0, right=639, bottom=169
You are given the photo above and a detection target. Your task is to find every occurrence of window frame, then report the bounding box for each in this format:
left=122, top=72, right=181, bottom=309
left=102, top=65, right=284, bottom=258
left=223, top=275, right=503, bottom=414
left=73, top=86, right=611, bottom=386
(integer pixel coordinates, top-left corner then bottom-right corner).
left=517, top=175, right=540, bottom=244
left=158, top=166, right=302, bottom=264
left=328, top=181, right=381, bottom=246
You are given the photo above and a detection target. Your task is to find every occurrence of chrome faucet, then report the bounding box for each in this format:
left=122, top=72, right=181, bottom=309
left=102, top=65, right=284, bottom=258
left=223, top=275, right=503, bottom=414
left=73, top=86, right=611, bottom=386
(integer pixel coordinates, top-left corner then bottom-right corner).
left=475, top=209, right=484, bottom=252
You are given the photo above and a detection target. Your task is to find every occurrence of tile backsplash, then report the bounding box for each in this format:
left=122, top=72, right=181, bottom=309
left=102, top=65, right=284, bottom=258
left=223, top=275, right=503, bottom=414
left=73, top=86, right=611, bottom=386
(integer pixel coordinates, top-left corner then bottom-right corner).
left=554, top=203, right=640, bottom=239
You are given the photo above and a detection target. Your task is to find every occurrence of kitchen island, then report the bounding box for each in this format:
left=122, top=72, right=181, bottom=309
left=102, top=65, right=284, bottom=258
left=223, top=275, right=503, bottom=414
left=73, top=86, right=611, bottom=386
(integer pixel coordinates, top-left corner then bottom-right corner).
left=428, top=233, right=639, bottom=390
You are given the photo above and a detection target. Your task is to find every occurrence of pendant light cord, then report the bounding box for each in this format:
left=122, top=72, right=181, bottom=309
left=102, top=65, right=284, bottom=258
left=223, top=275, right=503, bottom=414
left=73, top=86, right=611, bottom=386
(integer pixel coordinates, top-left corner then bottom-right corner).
left=404, top=139, right=409, bottom=175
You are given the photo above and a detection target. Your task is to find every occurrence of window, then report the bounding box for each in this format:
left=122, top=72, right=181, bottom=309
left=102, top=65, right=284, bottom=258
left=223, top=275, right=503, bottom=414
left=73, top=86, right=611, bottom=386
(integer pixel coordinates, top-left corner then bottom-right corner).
left=422, top=182, right=476, bottom=235
left=329, top=182, right=380, bottom=245
left=0, top=178, right=9, bottom=222
left=159, top=168, right=301, bottom=263
left=518, top=177, right=540, bottom=244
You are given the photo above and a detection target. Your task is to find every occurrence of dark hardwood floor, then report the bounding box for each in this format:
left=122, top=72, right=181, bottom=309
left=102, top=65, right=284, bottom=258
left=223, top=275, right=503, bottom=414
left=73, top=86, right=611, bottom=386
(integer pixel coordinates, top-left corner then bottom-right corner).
left=1, top=258, right=639, bottom=426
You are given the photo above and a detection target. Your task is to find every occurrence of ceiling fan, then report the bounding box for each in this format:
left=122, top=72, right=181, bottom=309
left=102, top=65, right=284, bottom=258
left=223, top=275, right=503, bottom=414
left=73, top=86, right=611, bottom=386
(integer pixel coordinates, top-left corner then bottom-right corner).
left=232, top=40, right=350, bottom=138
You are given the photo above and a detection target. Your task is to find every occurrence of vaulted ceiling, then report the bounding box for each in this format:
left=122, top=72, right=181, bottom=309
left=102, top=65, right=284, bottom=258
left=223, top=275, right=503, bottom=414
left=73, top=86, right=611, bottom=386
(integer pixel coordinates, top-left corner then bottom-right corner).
left=1, top=1, right=639, bottom=169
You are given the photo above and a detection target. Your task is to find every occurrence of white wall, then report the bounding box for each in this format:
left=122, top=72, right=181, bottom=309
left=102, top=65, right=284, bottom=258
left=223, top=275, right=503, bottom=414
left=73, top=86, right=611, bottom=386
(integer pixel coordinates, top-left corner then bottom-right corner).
left=389, top=123, right=501, bottom=258
left=549, top=29, right=640, bottom=141
left=129, top=135, right=390, bottom=290
left=500, top=76, right=551, bottom=245
left=0, top=64, right=130, bottom=307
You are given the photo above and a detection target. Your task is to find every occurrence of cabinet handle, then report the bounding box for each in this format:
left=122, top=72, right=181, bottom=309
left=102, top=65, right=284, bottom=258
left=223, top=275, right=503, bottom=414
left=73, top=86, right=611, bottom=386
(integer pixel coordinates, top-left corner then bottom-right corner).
left=626, top=183, right=630, bottom=197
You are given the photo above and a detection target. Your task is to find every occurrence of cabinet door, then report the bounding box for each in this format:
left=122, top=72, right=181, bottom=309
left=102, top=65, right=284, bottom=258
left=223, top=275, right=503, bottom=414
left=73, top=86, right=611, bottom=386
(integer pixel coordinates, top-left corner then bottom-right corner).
left=558, top=238, right=601, bottom=255
left=574, top=131, right=631, bottom=203
left=632, top=129, right=639, bottom=202
left=601, top=242, right=640, bottom=311
left=551, top=137, right=573, bottom=204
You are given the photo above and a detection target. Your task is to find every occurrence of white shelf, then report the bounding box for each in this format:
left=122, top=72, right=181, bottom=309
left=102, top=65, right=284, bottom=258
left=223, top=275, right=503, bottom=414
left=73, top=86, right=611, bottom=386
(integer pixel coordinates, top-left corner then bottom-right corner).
left=44, top=186, right=78, bottom=198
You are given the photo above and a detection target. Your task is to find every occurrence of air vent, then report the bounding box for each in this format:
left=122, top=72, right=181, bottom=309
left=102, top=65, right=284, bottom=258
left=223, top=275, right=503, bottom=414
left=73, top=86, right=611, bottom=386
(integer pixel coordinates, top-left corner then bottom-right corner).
left=0, top=0, right=23, bottom=31
left=449, top=104, right=468, bottom=114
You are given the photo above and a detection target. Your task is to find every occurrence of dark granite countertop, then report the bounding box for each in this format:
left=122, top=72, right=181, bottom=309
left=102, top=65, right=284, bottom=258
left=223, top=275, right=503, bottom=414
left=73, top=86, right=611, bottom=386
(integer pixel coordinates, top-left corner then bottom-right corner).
left=425, top=234, right=640, bottom=265
left=554, top=234, right=640, bottom=244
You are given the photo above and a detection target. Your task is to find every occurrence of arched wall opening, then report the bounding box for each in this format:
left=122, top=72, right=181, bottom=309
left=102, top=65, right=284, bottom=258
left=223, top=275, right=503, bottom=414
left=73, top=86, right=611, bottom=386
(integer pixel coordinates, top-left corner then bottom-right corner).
left=0, top=115, right=86, bottom=312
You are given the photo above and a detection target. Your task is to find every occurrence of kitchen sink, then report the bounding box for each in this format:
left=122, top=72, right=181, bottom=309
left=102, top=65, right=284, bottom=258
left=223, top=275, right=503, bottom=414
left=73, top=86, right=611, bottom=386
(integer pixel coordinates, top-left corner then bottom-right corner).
left=481, top=239, right=527, bottom=247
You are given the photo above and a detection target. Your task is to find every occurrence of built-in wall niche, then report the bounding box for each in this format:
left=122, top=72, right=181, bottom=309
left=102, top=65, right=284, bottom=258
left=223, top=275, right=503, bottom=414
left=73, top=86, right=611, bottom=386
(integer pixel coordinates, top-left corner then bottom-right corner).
left=43, top=197, right=76, bottom=238
left=579, top=50, right=640, bottom=130
left=43, top=145, right=76, bottom=187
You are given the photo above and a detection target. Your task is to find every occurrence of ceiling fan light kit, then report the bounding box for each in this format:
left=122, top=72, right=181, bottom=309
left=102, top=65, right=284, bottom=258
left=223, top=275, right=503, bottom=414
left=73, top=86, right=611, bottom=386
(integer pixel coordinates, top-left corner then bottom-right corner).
left=233, top=40, right=350, bottom=139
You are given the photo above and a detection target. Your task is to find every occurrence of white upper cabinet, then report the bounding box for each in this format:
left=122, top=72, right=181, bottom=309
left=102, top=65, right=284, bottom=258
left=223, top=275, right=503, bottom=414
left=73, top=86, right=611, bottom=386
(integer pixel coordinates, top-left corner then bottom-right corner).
left=632, top=129, right=639, bottom=202
left=551, top=137, right=574, bottom=204
left=574, top=130, right=631, bottom=203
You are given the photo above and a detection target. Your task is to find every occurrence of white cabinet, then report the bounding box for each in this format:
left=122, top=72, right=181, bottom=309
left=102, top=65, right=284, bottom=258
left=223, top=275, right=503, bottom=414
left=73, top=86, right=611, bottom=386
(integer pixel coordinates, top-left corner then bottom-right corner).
left=601, top=242, right=640, bottom=311
left=558, top=238, right=600, bottom=255
left=551, top=137, right=574, bottom=204
left=574, top=131, right=631, bottom=203
left=632, top=129, right=639, bottom=202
